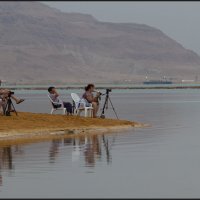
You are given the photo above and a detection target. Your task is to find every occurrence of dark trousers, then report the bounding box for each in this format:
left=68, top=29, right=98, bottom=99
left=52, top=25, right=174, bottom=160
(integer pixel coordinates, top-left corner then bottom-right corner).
left=63, top=102, right=73, bottom=114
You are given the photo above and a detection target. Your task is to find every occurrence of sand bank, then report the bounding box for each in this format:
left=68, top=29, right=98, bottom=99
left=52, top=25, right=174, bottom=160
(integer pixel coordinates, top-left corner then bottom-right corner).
left=0, top=112, right=144, bottom=142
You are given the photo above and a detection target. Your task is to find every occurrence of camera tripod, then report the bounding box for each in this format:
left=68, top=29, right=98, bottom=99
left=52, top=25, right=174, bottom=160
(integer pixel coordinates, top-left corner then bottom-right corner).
left=3, top=96, right=18, bottom=116
left=100, top=91, right=119, bottom=119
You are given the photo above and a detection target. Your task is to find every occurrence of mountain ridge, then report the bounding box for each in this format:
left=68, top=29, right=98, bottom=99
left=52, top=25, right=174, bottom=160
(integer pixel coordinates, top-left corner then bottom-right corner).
left=0, top=1, right=200, bottom=84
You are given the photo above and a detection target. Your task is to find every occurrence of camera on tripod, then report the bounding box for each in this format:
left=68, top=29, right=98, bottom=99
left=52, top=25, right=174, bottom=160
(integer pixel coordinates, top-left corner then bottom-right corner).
left=100, top=88, right=118, bottom=119
left=106, top=88, right=112, bottom=94
left=8, top=91, right=14, bottom=97
left=3, top=91, right=17, bottom=116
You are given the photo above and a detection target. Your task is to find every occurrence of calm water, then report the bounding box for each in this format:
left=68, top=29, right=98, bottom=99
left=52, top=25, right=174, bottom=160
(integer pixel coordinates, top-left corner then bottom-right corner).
left=1, top=89, right=200, bottom=198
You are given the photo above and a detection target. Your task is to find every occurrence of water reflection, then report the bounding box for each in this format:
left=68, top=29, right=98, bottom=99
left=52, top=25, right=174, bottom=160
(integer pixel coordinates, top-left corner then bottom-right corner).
left=49, top=139, right=63, bottom=163
left=1, top=146, right=13, bottom=170
left=14, top=145, right=24, bottom=155
left=0, top=134, right=114, bottom=187
left=102, top=135, right=114, bottom=164
left=83, top=135, right=102, bottom=167
left=48, top=134, right=113, bottom=167
left=0, top=146, right=14, bottom=186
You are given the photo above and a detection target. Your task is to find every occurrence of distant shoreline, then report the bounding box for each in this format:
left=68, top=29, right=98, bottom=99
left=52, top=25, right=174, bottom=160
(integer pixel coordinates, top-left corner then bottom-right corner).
left=2, top=84, right=200, bottom=90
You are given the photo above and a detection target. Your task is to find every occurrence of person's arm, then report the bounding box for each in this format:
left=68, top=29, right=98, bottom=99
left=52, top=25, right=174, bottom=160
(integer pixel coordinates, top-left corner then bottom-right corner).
left=93, top=92, right=101, bottom=102
left=54, top=89, right=59, bottom=98
left=85, top=93, right=94, bottom=103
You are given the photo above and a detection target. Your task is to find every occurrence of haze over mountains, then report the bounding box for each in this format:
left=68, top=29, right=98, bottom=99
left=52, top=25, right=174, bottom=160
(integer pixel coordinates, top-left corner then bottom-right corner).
left=0, top=1, right=200, bottom=84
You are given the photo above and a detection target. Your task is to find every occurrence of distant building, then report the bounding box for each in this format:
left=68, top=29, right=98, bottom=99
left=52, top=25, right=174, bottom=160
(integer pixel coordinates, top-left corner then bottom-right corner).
left=181, top=80, right=195, bottom=83
left=0, top=80, right=6, bottom=87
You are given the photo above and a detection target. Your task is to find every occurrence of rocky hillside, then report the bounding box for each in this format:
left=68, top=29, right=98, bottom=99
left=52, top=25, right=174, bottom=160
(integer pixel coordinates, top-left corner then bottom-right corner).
left=0, top=1, right=200, bottom=84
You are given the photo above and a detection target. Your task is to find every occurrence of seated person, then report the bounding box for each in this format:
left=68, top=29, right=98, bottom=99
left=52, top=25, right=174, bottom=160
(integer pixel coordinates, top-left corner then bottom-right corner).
left=48, top=86, right=73, bottom=115
left=82, top=84, right=101, bottom=118
left=0, top=89, right=25, bottom=105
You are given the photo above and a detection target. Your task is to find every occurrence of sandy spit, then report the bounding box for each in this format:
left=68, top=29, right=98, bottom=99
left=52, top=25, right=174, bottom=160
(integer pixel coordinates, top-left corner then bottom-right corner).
left=0, top=112, right=146, bottom=143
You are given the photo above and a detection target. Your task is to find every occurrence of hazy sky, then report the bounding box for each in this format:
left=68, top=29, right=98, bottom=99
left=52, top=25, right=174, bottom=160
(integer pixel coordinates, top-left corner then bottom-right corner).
left=42, top=1, right=200, bottom=55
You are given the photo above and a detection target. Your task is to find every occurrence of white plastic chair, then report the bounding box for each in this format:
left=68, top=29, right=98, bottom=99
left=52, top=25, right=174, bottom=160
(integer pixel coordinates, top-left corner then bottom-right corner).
left=47, top=95, right=66, bottom=115
left=71, top=93, right=93, bottom=117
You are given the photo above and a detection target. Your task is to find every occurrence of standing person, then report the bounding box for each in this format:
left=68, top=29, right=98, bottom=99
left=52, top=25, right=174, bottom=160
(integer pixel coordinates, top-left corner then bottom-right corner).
left=48, top=86, right=73, bottom=115
left=82, top=84, right=101, bottom=118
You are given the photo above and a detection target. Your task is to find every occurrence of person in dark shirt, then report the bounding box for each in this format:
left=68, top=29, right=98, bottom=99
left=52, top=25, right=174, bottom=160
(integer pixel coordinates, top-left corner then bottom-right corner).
left=82, top=84, right=101, bottom=118
left=48, top=86, right=73, bottom=115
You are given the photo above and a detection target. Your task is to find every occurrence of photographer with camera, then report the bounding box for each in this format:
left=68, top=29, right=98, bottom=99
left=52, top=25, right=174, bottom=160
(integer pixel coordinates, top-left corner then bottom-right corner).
left=0, top=89, right=25, bottom=106
left=0, top=89, right=25, bottom=115
left=82, top=84, right=101, bottom=118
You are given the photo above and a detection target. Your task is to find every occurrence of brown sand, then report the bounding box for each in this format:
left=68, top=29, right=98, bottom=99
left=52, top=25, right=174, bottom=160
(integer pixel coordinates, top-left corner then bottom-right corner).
left=0, top=112, right=143, bottom=142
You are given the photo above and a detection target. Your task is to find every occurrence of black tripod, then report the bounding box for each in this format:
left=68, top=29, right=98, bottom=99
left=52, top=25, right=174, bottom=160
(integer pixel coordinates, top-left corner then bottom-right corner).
left=3, top=96, right=18, bottom=116
left=100, top=89, right=119, bottom=119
